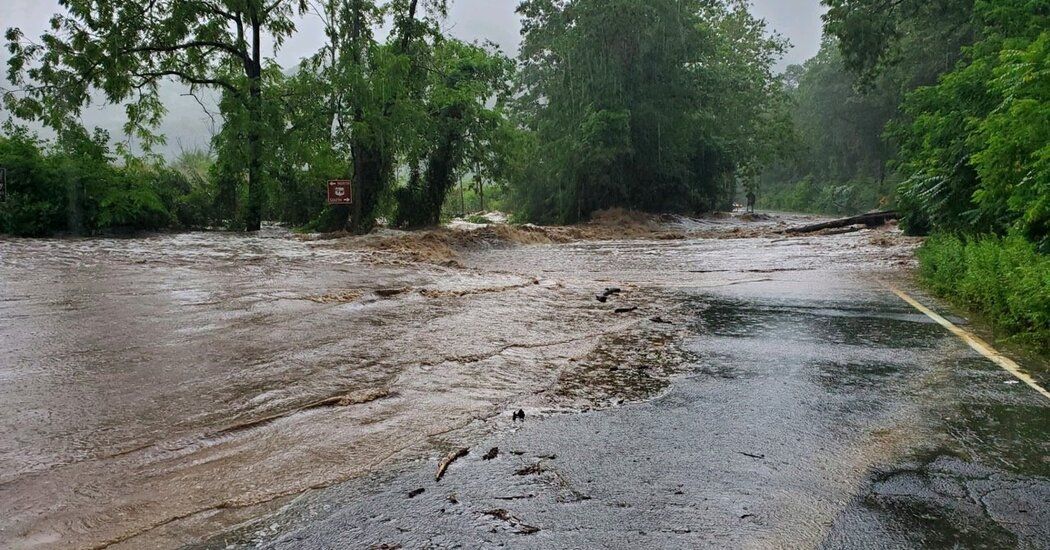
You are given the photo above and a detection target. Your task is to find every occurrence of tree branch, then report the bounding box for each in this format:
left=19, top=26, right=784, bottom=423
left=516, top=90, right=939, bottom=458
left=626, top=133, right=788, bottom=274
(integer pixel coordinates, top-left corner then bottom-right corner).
left=132, top=70, right=240, bottom=95
left=126, top=40, right=250, bottom=64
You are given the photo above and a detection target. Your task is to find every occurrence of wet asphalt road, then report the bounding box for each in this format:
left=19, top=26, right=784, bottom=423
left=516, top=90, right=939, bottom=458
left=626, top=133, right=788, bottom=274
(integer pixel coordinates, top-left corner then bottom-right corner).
left=2, top=219, right=1046, bottom=548
left=206, top=275, right=1050, bottom=549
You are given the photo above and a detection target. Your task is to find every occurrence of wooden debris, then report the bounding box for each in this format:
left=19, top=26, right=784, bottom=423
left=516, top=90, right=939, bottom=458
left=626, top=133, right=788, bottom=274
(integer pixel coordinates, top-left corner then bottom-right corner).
left=784, top=211, right=898, bottom=234
left=407, top=488, right=425, bottom=498
left=482, top=509, right=541, bottom=535
left=482, top=447, right=499, bottom=460
left=435, top=447, right=469, bottom=482
left=514, top=463, right=544, bottom=476
left=615, top=306, right=638, bottom=314
left=375, top=287, right=411, bottom=298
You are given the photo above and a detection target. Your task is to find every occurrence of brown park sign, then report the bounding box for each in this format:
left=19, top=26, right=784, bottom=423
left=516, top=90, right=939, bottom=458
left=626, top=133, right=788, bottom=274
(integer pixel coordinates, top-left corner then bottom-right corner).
left=327, top=180, right=352, bottom=205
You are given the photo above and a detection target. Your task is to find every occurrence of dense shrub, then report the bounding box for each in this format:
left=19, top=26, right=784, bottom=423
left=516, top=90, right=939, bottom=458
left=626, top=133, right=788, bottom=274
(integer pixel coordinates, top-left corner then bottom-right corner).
left=0, top=131, right=218, bottom=235
left=761, top=176, right=893, bottom=215
left=895, top=6, right=1049, bottom=249
left=918, top=233, right=1050, bottom=346
left=0, top=132, right=64, bottom=236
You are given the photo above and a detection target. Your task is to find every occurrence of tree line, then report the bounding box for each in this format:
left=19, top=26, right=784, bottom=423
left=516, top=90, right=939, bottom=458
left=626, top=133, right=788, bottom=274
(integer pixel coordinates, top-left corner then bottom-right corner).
left=1, top=0, right=1046, bottom=251
left=1, top=0, right=787, bottom=236
left=766, top=0, right=1047, bottom=253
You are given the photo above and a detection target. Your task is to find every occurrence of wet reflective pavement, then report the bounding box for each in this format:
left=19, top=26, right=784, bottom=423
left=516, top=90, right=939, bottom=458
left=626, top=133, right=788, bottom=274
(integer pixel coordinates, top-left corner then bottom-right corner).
left=202, top=278, right=1050, bottom=549
left=0, top=219, right=1046, bottom=548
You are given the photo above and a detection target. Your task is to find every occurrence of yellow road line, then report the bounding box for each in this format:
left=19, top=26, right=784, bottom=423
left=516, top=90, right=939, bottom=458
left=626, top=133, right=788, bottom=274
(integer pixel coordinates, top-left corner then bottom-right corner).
left=886, top=284, right=1050, bottom=400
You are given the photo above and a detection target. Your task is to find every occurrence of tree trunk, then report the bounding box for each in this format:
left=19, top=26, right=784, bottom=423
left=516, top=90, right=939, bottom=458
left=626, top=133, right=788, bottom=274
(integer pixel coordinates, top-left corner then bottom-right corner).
left=785, top=211, right=899, bottom=234
left=459, top=177, right=465, bottom=216
left=245, top=17, right=264, bottom=232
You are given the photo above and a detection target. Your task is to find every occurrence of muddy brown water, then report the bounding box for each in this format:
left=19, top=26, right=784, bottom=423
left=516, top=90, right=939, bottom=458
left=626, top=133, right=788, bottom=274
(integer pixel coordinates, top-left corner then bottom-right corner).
left=0, top=216, right=923, bottom=548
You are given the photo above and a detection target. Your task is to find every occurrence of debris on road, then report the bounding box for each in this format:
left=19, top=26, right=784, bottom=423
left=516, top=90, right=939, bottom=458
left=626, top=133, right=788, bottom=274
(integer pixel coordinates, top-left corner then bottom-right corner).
left=306, top=290, right=364, bottom=304
left=375, top=287, right=411, bottom=298
left=738, top=452, right=765, bottom=460
left=650, top=316, right=673, bottom=324
left=512, top=409, right=526, bottom=422
left=784, top=211, right=898, bottom=234
left=483, top=447, right=499, bottom=460
left=482, top=509, right=541, bottom=535
left=435, top=448, right=469, bottom=482
left=514, top=463, right=544, bottom=476
left=615, top=306, right=638, bottom=314
left=407, top=488, right=425, bottom=499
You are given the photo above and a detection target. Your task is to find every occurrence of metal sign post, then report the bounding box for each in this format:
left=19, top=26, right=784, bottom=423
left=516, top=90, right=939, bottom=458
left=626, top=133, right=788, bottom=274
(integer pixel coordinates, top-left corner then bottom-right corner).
left=327, top=180, right=352, bottom=205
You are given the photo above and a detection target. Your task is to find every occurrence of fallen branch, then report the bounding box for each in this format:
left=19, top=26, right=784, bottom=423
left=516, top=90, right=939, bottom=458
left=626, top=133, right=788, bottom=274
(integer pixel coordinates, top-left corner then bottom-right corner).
left=785, top=211, right=899, bottom=234
left=483, top=509, right=541, bottom=535
left=435, top=447, right=469, bottom=481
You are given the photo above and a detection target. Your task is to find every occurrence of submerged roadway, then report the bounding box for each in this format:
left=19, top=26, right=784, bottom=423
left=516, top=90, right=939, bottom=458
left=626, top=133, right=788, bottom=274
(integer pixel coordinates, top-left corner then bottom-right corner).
left=0, top=213, right=1046, bottom=549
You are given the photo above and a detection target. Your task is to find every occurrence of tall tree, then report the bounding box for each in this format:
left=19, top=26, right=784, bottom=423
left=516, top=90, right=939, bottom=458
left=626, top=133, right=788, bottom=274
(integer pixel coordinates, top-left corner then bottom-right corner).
left=394, top=39, right=514, bottom=228
left=4, top=0, right=308, bottom=231
left=298, top=0, right=444, bottom=233
left=822, top=0, right=976, bottom=85
left=513, top=0, right=786, bottom=223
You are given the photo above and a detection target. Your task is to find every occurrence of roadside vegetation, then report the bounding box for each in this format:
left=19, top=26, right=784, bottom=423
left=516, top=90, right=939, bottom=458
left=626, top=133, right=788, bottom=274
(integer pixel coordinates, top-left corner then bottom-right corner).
left=1, top=0, right=1046, bottom=339
left=0, top=127, right=219, bottom=236
left=763, top=0, right=1048, bottom=344
left=2, top=0, right=786, bottom=234
left=919, top=234, right=1049, bottom=347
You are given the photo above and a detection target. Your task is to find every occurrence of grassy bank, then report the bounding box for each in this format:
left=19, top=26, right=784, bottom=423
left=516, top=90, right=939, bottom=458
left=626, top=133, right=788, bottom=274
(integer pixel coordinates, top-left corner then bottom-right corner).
left=917, top=234, right=1049, bottom=348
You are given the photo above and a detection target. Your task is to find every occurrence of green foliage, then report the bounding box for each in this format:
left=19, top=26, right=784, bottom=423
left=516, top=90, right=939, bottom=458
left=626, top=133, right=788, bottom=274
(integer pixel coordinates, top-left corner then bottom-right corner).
left=0, top=127, right=238, bottom=235
left=918, top=234, right=1050, bottom=346
left=393, top=39, right=515, bottom=228
left=759, top=39, right=899, bottom=215
left=772, top=0, right=985, bottom=218
left=0, top=129, right=64, bottom=236
left=893, top=1, right=1049, bottom=248
left=822, top=0, right=975, bottom=85
left=511, top=0, right=788, bottom=224
left=761, top=176, right=893, bottom=216
left=442, top=180, right=509, bottom=220
left=4, top=0, right=310, bottom=231
left=970, top=33, right=1050, bottom=250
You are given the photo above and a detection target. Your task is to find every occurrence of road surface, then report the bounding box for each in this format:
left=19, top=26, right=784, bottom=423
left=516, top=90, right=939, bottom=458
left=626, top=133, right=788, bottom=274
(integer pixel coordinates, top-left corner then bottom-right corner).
left=0, top=213, right=1046, bottom=548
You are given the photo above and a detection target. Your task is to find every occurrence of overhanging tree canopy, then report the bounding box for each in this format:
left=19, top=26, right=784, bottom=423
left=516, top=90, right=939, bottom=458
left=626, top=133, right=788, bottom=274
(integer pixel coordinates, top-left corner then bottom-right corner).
left=4, top=0, right=309, bottom=231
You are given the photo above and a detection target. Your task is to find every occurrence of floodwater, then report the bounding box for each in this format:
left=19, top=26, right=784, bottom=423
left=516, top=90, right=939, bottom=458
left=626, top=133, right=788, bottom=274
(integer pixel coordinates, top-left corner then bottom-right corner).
left=0, top=215, right=1042, bottom=548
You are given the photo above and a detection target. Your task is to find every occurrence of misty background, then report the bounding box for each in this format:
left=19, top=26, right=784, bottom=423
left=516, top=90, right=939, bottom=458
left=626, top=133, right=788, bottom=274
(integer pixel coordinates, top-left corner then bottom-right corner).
left=0, top=0, right=826, bottom=157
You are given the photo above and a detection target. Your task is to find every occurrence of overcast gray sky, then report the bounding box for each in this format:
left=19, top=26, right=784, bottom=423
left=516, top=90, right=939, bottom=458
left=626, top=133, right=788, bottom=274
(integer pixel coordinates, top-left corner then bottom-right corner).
left=1, top=0, right=826, bottom=156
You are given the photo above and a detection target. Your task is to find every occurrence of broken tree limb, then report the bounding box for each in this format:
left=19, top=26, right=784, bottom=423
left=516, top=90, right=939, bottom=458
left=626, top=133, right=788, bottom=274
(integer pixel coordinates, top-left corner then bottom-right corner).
left=785, top=211, right=899, bottom=234
left=435, top=447, right=469, bottom=481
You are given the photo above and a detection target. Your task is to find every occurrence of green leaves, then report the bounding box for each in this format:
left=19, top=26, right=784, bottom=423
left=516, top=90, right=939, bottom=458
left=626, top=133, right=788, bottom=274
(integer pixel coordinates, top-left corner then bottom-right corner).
left=512, top=0, right=786, bottom=223
left=892, top=0, right=1048, bottom=245
left=918, top=233, right=1050, bottom=345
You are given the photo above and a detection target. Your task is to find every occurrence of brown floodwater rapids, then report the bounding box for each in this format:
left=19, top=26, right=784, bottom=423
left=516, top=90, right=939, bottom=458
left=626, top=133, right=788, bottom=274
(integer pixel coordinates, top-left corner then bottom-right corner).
left=0, top=215, right=921, bottom=548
